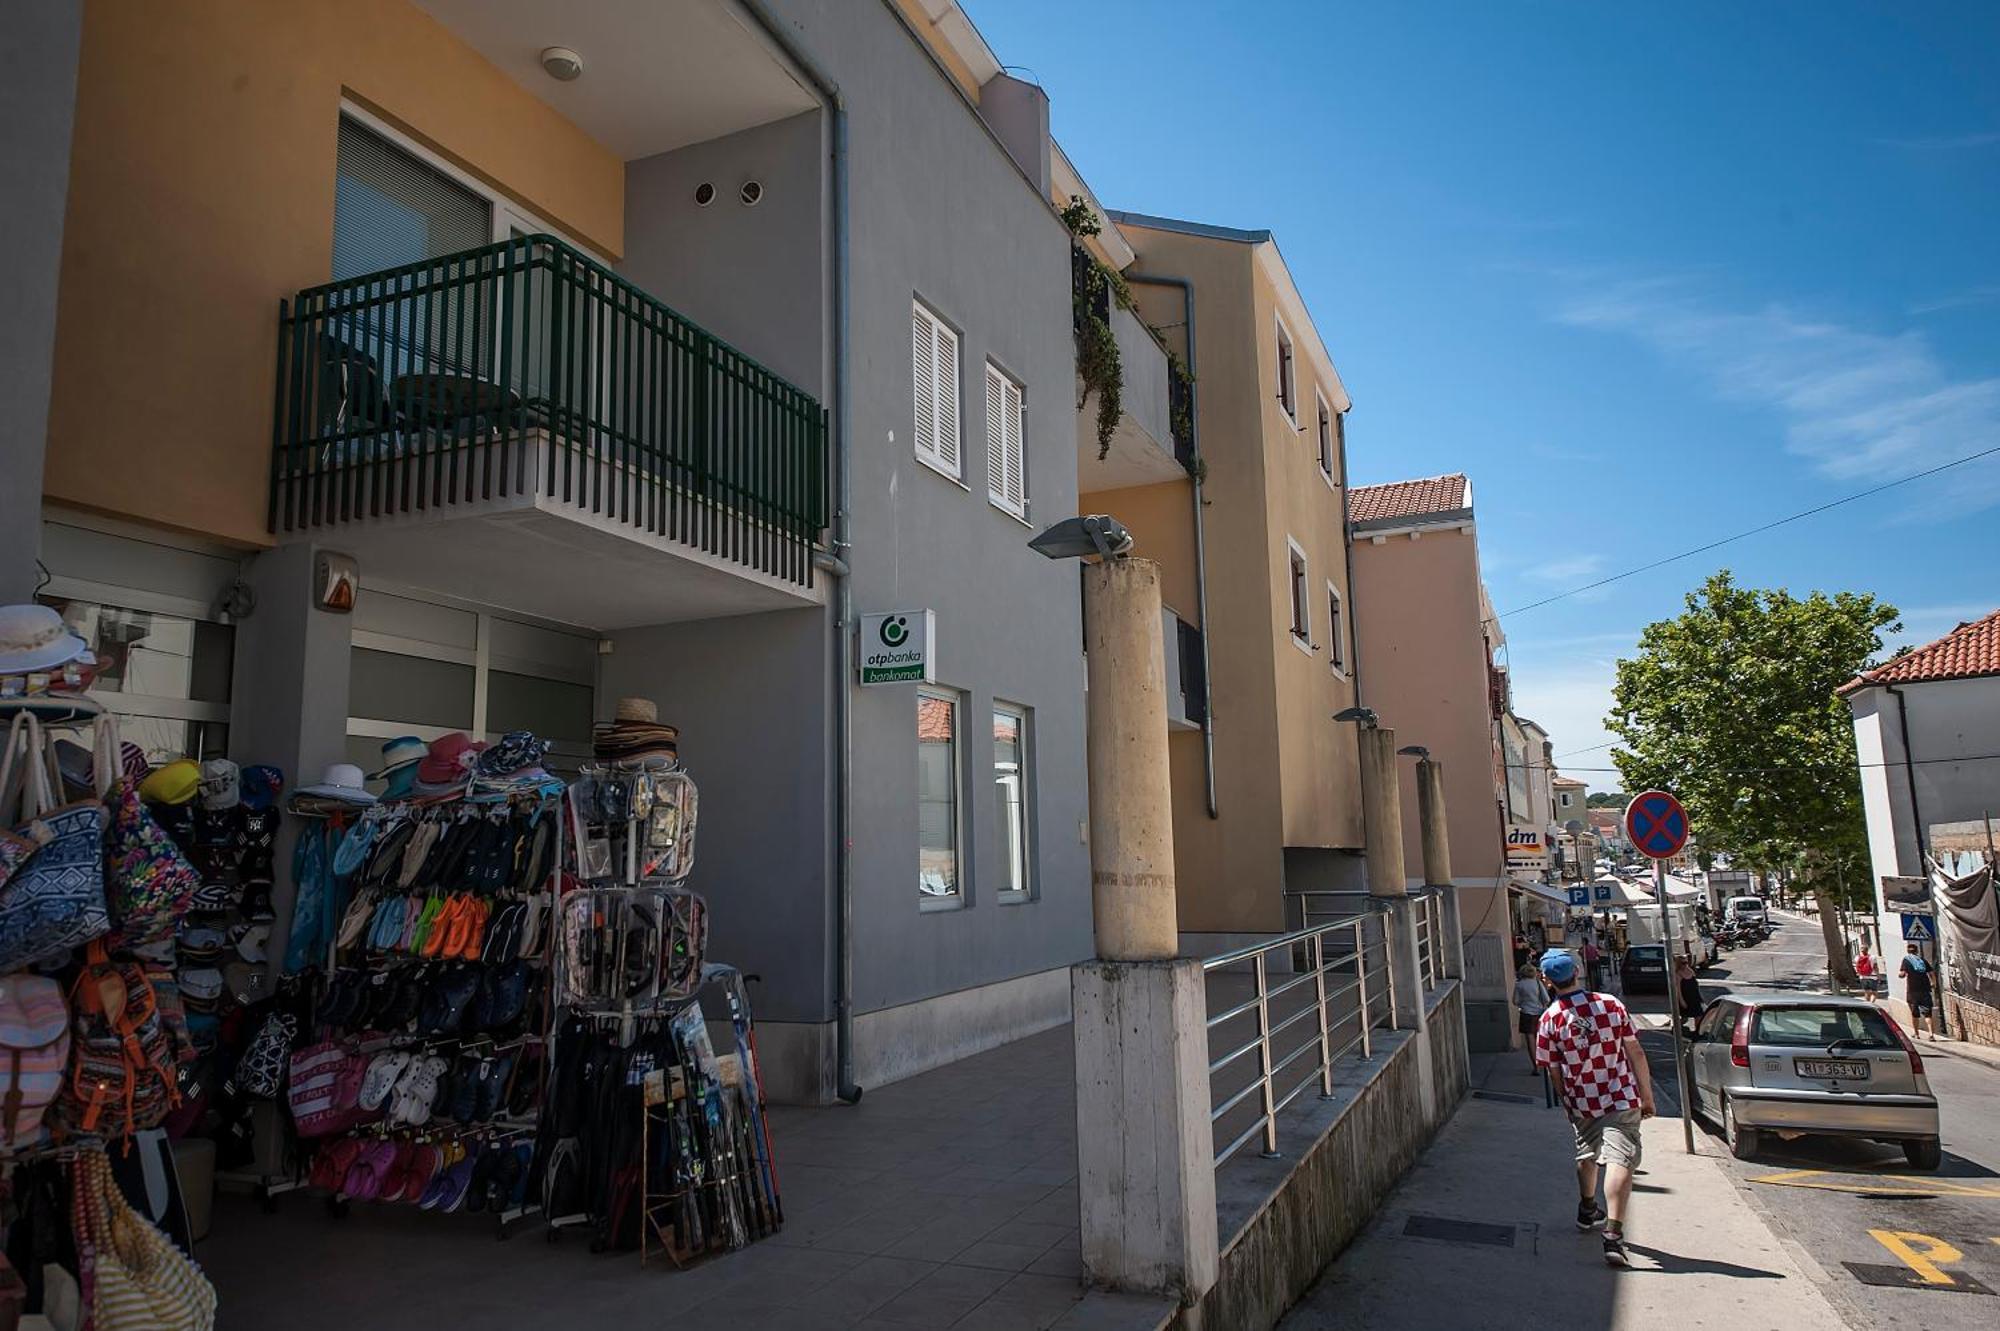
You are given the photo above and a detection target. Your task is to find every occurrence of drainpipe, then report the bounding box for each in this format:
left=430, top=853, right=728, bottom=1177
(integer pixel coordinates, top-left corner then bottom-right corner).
left=741, top=0, right=862, bottom=1103
left=1124, top=273, right=1216, bottom=818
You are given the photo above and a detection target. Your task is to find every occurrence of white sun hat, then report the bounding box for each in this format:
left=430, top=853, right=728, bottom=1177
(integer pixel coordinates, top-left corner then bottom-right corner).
left=0, top=604, right=88, bottom=676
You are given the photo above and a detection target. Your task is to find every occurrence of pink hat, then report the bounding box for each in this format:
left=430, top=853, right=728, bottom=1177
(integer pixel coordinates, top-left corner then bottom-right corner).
left=416, top=732, right=486, bottom=786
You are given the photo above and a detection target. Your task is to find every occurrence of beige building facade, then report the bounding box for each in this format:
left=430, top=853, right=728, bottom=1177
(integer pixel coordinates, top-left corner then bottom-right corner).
left=1347, top=474, right=1517, bottom=1047
left=1076, top=212, right=1364, bottom=946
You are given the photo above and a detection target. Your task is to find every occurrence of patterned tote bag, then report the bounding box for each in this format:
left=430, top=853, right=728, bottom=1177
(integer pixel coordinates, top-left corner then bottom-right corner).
left=0, top=712, right=110, bottom=974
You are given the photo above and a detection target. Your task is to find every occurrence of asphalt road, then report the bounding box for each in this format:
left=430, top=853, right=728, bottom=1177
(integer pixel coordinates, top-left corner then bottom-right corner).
left=1628, top=909, right=2000, bottom=1327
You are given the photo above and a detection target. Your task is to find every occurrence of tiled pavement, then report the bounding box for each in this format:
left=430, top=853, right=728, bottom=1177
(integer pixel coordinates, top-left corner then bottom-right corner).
left=202, top=1026, right=1169, bottom=1330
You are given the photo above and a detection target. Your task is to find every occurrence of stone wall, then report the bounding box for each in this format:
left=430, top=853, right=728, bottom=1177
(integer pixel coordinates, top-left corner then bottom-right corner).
left=1946, top=992, right=2000, bottom=1049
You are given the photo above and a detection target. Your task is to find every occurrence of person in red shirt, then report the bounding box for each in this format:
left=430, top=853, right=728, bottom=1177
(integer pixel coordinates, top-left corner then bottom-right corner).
left=1533, top=948, right=1657, bottom=1267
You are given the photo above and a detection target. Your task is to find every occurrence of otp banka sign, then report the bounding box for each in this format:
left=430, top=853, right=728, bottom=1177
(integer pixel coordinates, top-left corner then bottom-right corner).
left=859, top=611, right=936, bottom=686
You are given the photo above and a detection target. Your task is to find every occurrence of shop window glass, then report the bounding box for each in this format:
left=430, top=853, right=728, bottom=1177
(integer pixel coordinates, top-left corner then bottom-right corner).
left=41, top=599, right=233, bottom=704
left=348, top=648, right=474, bottom=729
left=488, top=671, right=593, bottom=745
left=994, top=707, right=1030, bottom=898
left=918, top=692, right=961, bottom=900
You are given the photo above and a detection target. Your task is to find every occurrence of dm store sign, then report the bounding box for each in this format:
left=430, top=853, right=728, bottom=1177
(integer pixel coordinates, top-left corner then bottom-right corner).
left=859, top=611, right=935, bottom=685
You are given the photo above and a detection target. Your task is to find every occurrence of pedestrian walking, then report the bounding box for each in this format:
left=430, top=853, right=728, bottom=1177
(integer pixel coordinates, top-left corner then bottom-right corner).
left=1854, top=944, right=1878, bottom=999
left=1531, top=948, right=1656, bottom=1267
left=1674, top=957, right=1704, bottom=1038
left=1900, top=943, right=1938, bottom=1038
left=1511, top=965, right=1547, bottom=1070
left=1582, top=938, right=1604, bottom=989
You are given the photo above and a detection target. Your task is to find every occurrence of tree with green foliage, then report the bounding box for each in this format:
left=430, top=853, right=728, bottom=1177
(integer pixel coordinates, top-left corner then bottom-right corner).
left=1606, top=571, right=1899, bottom=986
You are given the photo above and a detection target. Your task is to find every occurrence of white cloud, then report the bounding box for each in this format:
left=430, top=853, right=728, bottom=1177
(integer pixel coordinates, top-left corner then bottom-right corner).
left=1527, top=553, right=1605, bottom=584
left=1555, top=282, right=2000, bottom=514
left=1909, top=285, right=2000, bottom=317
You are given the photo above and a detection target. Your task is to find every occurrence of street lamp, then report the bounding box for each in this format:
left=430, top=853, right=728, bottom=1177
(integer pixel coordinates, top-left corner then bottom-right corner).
left=1028, top=514, right=1133, bottom=562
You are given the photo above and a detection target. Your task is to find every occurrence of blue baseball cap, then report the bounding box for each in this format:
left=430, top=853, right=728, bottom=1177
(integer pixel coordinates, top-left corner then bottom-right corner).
left=1538, top=949, right=1579, bottom=984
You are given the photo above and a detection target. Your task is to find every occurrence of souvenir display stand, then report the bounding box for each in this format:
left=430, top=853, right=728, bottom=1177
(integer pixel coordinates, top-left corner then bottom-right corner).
left=542, top=750, right=784, bottom=1260
left=281, top=765, right=564, bottom=1235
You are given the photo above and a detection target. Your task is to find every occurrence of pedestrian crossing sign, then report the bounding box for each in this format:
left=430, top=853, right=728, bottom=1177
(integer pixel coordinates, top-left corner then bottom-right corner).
left=1900, top=914, right=1935, bottom=942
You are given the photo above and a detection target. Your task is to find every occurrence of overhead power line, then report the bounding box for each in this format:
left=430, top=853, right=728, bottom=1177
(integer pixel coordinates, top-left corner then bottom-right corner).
left=1498, top=442, right=2000, bottom=618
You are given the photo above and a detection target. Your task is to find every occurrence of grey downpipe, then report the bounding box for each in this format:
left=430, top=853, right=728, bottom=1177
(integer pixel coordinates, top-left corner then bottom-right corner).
left=741, top=0, right=862, bottom=1103
left=1336, top=406, right=1363, bottom=811
left=1125, top=273, right=1217, bottom=818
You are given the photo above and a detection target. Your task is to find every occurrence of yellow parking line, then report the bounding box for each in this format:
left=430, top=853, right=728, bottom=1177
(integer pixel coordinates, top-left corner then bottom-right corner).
left=1748, top=1169, right=2000, bottom=1198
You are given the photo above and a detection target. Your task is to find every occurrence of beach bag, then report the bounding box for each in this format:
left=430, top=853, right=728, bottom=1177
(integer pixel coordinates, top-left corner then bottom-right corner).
left=70, top=1148, right=216, bottom=1331
left=0, top=713, right=110, bottom=974
left=60, top=943, right=180, bottom=1142
left=285, top=1041, right=372, bottom=1138
left=0, top=974, right=70, bottom=1151
left=102, top=760, right=199, bottom=952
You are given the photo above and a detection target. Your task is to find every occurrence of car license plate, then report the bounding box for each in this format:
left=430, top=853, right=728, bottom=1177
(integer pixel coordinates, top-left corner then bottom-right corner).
left=1796, top=1059, right=1868, bottom=1080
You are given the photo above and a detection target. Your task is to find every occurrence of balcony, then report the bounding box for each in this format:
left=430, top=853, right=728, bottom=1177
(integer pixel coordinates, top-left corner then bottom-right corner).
left=1074, top=247, right=1191, bottom=490
left=270, top=235, right=829, bottom=627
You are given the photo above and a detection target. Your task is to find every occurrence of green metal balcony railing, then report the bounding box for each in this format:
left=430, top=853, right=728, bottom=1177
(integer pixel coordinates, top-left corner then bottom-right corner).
left=270, top=234, right=829, bottom=587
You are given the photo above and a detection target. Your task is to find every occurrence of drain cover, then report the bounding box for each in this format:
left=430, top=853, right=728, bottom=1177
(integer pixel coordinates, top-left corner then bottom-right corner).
left=1402, top=1215, right=1519, bottom=1247
left=1471, top=1090, right=1536, bottom=1105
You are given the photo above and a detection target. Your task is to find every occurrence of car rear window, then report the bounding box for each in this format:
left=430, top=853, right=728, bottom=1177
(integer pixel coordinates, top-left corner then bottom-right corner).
left=1628, top=947, right=1664, bottom=962
left=1752, top=1007, right=1899, bottom=1049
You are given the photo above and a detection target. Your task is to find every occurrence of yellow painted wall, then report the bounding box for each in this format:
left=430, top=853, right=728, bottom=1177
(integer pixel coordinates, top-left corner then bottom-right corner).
left=1078, top=479, right=1198, bottom=626
left=1251, top=262, right=1363, bottom=854
left=45, top=0, right=624, bottom=548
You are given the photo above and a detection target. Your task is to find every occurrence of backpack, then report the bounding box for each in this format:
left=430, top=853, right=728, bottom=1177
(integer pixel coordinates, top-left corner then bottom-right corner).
left=0, top=974, right=70, bottom=1150
left=286, top=1041, right=374, bottom=1137
left=60, top=943, right=180, bottom=1141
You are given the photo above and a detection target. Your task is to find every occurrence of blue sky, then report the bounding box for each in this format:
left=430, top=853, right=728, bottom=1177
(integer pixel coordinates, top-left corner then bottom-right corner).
left=967, top=0, right=2000, bottom=782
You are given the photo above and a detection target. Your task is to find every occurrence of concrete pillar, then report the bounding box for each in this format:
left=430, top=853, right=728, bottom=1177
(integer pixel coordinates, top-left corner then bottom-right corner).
left=0, top=1, right=81, bottom=602
left=1416, top=758, right=1465, bottom=981
left=1359, top=726, right=1425, bottom=1033
left=1081, top=557, right=1177, bottom=962
left=1072, top=959, right=1217, bottom=1301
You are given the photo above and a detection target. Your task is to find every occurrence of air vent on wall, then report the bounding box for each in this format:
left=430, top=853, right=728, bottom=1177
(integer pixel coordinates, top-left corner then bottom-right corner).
left=693, top=182, right=716, bottom=207
left=740, top=180, right=764, bottom=207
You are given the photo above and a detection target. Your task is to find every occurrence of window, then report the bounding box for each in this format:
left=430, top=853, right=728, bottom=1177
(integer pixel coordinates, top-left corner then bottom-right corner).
left=334, top=118, right=491, bottom=283
left=917, top=690, right=963, bottom=902
left=1286, top=540, right=1310, bottom=645
left=985, top=361, right=1027, bottom=519
left=1276, top=320, right=1297, bottom=422
left=993, top=706, right=1031, bottom=899
left=1316, top=395, right=1335, bottom=479
left=1326, top=583, right=1346, bottom=673
left=1751, top=1006, right=1899, bottom=1050
left=37, top=596, right=234, bottom=762
left=912, top=301, right=963, bottom=480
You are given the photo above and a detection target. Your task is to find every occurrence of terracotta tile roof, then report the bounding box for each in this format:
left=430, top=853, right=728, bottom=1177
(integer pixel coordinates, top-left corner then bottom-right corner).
left=1348, top=474, right=1470, bottom=526
left=1840, top=608, right=2000, bottom=694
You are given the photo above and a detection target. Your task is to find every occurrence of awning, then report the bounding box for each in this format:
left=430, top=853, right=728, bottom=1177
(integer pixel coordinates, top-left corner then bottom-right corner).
left=1509, top=878, right=1573, bottom=908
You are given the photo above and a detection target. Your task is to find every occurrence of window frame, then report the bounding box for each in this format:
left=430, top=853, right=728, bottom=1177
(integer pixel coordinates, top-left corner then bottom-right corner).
left=337, top=103, right=601, bottom=260
left=1326, top=580, right=1347, bottom=676
left=1275, top=318, right=1298, bottom=424
left=992, top=702, right=1034, bottom=903
left=1315, top=392, right=1336, bottom=484
left=911, top=299, right=965, bottom=485
left=916, top=686, right=967, bottom=910
left=984, top=358, right=1029, bottom=522
left=1285, top=538, right=1314, bottom=654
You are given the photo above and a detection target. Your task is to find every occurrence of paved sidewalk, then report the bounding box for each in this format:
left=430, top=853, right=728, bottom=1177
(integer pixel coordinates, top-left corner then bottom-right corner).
left=204, top=1027, right=1170, bottom=1331
left=1277, top=1053, right=1847, bottom=1330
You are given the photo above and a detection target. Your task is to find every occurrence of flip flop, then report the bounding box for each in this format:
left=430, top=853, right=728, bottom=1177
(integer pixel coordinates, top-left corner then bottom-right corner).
left=399, top=1142, right=443, bottom=1205
left=437, top=1151, right=478, bottom=1213
left=418, top=1141, right=467, bottom=1210
left=342, top=1137, right=398, bottom=1200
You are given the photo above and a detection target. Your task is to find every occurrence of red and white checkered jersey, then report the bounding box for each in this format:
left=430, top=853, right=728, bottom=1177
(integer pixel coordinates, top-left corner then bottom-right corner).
left=1534, top=990, right=1641, bottom=1118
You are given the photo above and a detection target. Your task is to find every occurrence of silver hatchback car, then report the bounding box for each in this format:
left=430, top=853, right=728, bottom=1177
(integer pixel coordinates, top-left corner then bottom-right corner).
left=1685, top=992, right=1941, bottom=1169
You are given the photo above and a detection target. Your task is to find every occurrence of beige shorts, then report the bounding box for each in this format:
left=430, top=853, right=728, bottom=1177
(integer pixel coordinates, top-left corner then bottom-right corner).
left=1573, top=1108, right=1643, bottom=1170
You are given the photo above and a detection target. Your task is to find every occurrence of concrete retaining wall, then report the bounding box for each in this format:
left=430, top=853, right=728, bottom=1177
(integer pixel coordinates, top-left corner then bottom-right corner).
left=1175, top=981, right=1469, bottom=1331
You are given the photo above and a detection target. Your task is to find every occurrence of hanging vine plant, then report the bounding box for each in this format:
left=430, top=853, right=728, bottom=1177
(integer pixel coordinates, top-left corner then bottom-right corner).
left=1063, top=197, right=1125, bottom=460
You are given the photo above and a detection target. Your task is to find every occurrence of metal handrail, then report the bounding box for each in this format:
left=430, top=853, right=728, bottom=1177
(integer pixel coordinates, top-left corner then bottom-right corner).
left=270, top=233, right=830, bottom=586
left=1202, top=914, right=1392, bottom=1169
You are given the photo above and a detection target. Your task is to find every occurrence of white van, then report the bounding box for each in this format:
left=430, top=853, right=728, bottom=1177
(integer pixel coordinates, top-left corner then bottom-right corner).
left=1726, top=896, right=1768, bottom=925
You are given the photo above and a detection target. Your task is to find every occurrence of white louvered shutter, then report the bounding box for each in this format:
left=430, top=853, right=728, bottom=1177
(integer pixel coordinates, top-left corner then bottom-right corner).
left=1004, top=375, right=1025, bottom=514
left=985, top=365, right=1007, bottom=498
left=912, top=305, right=938, bottom=465
left=933, top=321, right=961, bottom=476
